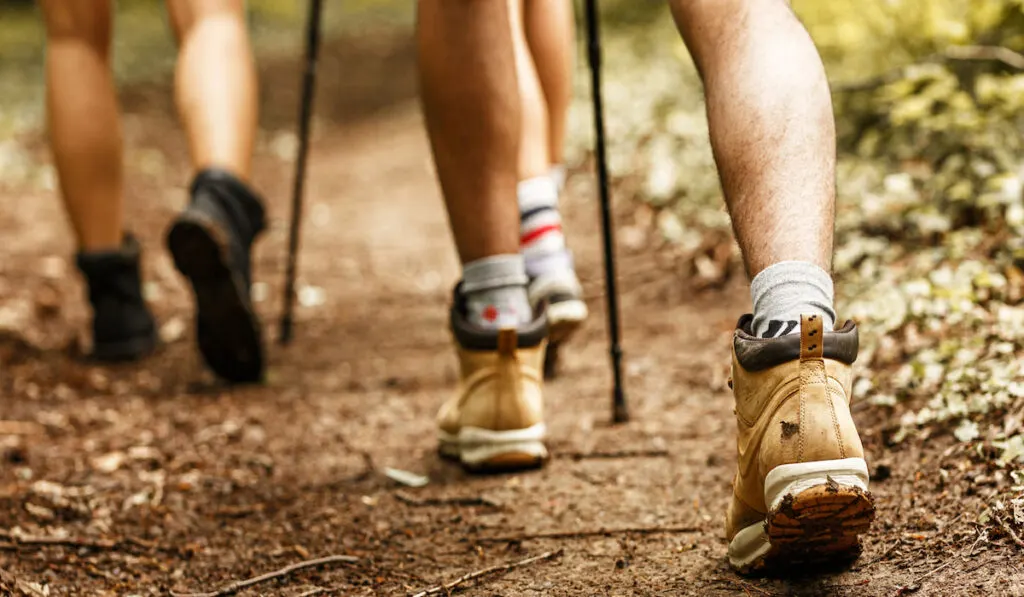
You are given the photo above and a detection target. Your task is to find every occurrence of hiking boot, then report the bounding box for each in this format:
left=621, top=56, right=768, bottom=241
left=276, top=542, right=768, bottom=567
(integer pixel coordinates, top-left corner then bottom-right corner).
left=527, top=253, right=588, bottom=378
left=727, top=313, right=874, bottom=574
left=76, top=234, right=157, bottom=362
left=166, top=168, right=266, bottom=383
left=437, top=287, right=549, bottom=473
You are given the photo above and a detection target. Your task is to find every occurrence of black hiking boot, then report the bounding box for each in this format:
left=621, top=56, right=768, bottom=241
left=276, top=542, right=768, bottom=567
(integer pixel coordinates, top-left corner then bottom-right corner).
left=76, top=234, right=157, bottom=362
left=166, top=168, right=266, bottom=383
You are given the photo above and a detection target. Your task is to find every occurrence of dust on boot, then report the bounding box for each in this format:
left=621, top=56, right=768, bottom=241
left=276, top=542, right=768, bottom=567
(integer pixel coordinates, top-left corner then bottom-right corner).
left=437, top=286, right=550, bottom=473
left=76, top=234, right=157, bottom=362
left=726, top=313, right=874, bottom=574
left=166, top=168, right=266, bottom=383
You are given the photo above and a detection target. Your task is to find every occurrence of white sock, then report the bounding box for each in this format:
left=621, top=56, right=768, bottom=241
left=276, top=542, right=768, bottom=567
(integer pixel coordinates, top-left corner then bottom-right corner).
left=518, top=175, right=572, bottom=278
left=750, top=261, right=837, bottom=338
left=461, top=255, right=532, bottom=329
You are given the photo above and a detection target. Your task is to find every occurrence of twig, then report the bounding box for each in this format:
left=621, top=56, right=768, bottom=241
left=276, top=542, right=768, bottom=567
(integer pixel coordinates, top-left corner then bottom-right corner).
left=562, top=449, right=669, bottom=461
left=995, top=514, right=1024, bottom=550
left=861, top=539, right=903, bottom=568
left=0, top=529, right=176, bottom=554
left=966, top=528, right=988, bottom=558
left=894, top=557, right=957, bottom=596
left=395, top=491, right=501, bottom=509
left=964, top=555, right=1001, bottom=574
left=477, top=525, right=701, bottom=543
left=208, top=504, right=266, bottom=518
left=407, top=549, right=562, bottom=597
left=296, top=588, right=328, bottom=597
left=944, top=45, right=1024, bottom=70
left=835, top=44, right=1024, bottom=93
left=0, top=533, right=117, bottom=551
left=170, top=554, right=358, bottom=597
left=711, top=577, right=773, bottom=596
left=0, top=421, right=43, bottom=436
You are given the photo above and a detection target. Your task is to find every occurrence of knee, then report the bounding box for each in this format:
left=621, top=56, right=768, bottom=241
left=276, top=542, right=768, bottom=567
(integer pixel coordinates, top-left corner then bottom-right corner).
left=166, top=0, right=247, bottom=44
left=40, top=0, right=112, bottom=49
left=667, top=0, right=794, bottom=66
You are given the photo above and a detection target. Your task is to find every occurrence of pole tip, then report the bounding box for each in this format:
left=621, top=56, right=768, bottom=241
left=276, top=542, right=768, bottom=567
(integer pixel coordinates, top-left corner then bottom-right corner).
left=279, top=319, right=294, bottom=346
left=611, top=388, right=629, bottom=424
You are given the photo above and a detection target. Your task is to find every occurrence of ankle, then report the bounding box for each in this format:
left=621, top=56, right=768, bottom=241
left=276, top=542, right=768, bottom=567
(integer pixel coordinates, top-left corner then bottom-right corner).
left=548, top=164, right=567, bottom=194
left=461, top=255, right=532, bottom=329
left=518, top=175, right=566, bottom=257
left=750, top=261, right=836, bottom=338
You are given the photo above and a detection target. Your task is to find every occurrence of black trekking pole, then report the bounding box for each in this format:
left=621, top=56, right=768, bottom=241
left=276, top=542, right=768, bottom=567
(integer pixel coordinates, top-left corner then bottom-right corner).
left=280, top=0, right=325, bottom=345
left=583, top=0, right=628, bottom=423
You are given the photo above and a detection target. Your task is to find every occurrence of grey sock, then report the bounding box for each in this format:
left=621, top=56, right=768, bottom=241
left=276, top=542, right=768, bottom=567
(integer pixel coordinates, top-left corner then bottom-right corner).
left=750, top=261, right=836, bottom=338
left=461, top=254, right=533, bottom=329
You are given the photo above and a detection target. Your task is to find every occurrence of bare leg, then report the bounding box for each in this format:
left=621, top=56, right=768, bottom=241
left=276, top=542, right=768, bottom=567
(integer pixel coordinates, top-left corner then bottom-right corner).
left=420, top=1, right=548, bottom=475
left=417, top=0, right=521, bottom=264
left=523, top=0, right=575, bottom=168
left=669, top=0, right=835, bottom=276
left=166, top=0, right=257, bottom=180
left=515, top=0, right=587, bottom=363
left=40, top=0, right=122, bottom=252
left=682, top=2, right=873, bottom=575
left=509, top=0, right=550, bottom=180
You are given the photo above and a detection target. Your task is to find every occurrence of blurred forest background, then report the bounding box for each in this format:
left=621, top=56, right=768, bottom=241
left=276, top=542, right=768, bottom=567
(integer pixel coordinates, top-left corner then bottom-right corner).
left=1, top=0, right=1023, bottom=568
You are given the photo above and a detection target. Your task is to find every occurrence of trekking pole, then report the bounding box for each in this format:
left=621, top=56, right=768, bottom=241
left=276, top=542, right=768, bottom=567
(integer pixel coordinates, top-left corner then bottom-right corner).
left=583, top=0, right=628, bottom=423
left=280, top=0, right=325, bottom=345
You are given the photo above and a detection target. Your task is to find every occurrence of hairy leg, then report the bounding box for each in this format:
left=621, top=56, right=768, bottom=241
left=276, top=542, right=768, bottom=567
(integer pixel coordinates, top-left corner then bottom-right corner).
left=669, top=0, right=835, bottom=276
left=417, top=0, right=522, bottom=263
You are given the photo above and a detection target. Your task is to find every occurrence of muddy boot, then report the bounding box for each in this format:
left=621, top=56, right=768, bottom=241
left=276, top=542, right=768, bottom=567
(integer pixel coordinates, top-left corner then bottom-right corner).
left=166, top=168, right=266, bottom=383
left=76, top=234, right=157, bottom=362
left=437, top=286, right=550, bottom=473
left=726, top=314, right=874, bottom=574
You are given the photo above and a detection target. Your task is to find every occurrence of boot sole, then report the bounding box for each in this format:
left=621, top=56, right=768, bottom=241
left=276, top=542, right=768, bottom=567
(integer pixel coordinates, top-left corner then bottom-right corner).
left=543, top=299, right=587, bottom=379
left=92, top=331, right=158, bottom=362
left=728, top=458, right=874, bottom=575
left=438, top=424, right=548, bottom=473
left=547, top=299, right=588, bottom=344
left=167, top=213, right=264, bottom=383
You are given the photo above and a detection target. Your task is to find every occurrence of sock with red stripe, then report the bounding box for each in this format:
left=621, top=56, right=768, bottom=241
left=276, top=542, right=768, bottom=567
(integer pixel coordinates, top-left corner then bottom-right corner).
left=518, top=175, right=573, bottom=279
left=461, top=254, right=533, bottom=330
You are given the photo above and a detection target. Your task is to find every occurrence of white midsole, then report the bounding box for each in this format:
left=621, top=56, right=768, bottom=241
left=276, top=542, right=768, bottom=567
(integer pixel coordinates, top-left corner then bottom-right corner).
left=529, top=274, right=583, bottom=309
left=547, top=299, right=589, bottom=327
left=728, top=457, right=870, bottom=570
left=764, top=457, right=869, bottom=511
left=438, top=423, right=548, bottom=465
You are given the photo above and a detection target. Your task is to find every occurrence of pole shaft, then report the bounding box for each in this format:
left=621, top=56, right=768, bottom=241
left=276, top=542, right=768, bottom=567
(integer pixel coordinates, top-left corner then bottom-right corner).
left=583, top=0, right=628, bottom=423
left=280, top=0, right=325, bottom=345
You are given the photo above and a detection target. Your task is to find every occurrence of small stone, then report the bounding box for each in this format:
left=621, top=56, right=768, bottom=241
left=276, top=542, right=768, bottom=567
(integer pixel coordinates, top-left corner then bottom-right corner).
left=92, top=451, right=127, bottom=473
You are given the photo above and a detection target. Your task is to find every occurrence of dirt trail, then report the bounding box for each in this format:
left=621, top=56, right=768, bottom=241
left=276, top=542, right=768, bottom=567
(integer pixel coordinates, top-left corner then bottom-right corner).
left=0, top=34, right=1019, bottom=597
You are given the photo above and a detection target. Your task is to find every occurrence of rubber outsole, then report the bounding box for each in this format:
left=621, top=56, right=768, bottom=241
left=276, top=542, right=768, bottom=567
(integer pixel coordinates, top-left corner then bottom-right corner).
left=91, top=330, right=157, bottom=362
left=542, top=299, right=588, bottom=379
left=729, top=462, right=875, bottom=575
left=762, top=480, right=875, bottom=571
left=166, top=213, right=264, bottom=384
left=438, top=425, right=549, bottom=474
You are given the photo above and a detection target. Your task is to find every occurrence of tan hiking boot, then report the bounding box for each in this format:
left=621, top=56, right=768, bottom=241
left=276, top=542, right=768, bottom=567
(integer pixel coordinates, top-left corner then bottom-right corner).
left=727, top=313, right=874, bottom=573
left=437, top=292, right=549, bottom=473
